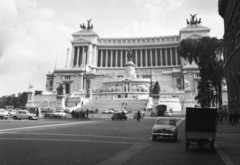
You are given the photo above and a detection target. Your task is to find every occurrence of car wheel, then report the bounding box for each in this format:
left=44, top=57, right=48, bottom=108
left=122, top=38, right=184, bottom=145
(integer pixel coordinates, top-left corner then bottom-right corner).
left=112, top=118, right=114, bottom=120
left=152, top=135, right=157, bottom=141
left=13, top=116, right=18, bottom=120
left=0, top=116, right=4, bottom=119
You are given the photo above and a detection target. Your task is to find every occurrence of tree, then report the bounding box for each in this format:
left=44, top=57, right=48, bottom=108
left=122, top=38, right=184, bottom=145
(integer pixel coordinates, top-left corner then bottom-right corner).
left=19, top=92, right=28, bottom=108
left=178, top=36, right=224, bottom=108
left=152, top=81, right=160, bottom=94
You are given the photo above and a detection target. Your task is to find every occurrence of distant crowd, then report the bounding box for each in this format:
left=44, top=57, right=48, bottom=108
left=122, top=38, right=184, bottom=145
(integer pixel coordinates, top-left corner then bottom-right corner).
left=71, top=109, right=98, bottom=118
left=217, top=110, right=240, bottom=126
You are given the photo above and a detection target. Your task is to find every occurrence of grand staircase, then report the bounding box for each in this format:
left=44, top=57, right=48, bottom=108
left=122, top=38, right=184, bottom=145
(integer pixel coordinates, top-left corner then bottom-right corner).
left=81, top=99, right=148, bottom=112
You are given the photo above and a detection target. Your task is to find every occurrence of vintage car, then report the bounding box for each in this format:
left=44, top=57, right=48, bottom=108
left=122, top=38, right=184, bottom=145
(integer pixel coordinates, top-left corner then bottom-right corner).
left=0, top=109, right=10, bottom=119
left=51, top=110, right=67, bottom=118
left=12, top=110, right=38, bottom=120
left=152, top=117, right=178, bottom=141
left=102, top=109, right=114, bottom=114
left=164, top=111, right=172, bottom=117
left=7, top=109, right=17, bottom=116
left=111, top=113, right=127, bottom=120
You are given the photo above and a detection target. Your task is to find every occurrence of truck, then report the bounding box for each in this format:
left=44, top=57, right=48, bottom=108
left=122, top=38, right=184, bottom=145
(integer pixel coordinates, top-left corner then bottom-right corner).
left=185, top=107, right=217, bottom=150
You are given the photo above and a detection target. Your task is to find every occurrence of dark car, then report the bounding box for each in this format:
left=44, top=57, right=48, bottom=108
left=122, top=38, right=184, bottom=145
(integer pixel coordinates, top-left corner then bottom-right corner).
left=111, top=113, right=127, bottom=120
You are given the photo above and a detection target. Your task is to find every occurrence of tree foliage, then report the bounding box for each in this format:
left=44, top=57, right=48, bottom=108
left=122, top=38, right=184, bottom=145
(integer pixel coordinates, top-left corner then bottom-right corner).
left=178, top=36, right=224, bottom=107
left=1, top=92, right=28, bottom=109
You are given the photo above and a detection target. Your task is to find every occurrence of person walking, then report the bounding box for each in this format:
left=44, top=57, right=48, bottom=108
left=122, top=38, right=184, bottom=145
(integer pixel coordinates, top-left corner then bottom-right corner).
left=219, top=112, right=223, bottom=124
left=137, top=110, right=141, bottom=122
left=229, top=112, right=233, bottom=125
left=86, top=109, right=89, bottom=118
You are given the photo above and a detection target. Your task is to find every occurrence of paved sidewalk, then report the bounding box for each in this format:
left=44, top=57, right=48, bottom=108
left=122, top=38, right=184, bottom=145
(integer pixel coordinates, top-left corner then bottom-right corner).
left=215, top=119, right=240, bottom=165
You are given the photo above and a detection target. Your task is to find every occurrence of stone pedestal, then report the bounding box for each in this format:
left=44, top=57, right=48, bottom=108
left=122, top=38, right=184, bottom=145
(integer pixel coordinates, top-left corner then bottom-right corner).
left=182, top=90, right=194, bottom=112
left=56, top=95, right=66, bottom=109
left=25, top=91, right=35, bottom=108
left=151, top=94, right=160, bottom=114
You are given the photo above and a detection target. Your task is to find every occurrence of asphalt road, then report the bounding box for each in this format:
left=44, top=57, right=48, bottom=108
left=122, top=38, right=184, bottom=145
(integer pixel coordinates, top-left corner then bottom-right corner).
left=0, top=116, right=224, bottom=165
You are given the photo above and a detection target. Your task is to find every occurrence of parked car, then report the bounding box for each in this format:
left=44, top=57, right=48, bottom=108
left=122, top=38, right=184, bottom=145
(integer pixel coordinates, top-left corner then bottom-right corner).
left=0, top=109, right=10, bottom=119
left=164, top=111, right=172, bottom=117
left=52, top=110, right=67, bottom=118
left=111, top=113, right=127, bottom=120
left=152, top=117, right=178, bottom=141
left=102, top=109, right=114, bottom=114
left=12, top=110, right=38, bottom=120
left=7, top=109, right=17, bottom=117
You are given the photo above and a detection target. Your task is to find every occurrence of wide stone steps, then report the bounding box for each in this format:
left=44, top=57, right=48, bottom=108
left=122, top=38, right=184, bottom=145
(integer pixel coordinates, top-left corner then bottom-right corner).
left=82, top=99, right=148, bottom=112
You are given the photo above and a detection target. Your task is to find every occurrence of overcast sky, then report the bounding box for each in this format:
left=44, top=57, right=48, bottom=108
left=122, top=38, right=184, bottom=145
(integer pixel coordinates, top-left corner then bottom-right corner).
left=0, top=0, right=224, bottom=96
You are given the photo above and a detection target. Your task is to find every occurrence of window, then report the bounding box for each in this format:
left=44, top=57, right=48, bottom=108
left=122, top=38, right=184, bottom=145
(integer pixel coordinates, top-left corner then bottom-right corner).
left=65, top=76, right=71, bottom=80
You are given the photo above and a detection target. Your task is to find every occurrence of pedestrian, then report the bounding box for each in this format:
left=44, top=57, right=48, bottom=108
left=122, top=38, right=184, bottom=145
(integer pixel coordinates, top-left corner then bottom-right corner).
left=71, top=109, right=74, bottom=118
left=236, top=111, right=240, bottom=124
left=137, top=110, right=141, bottom=121
left=86, top=109, right=89, bottom=118
left=232, top=112, right=237, bottom=126
left=219, top=112, right=223, bottom=124
left=229, top=112, right=233, bottom=125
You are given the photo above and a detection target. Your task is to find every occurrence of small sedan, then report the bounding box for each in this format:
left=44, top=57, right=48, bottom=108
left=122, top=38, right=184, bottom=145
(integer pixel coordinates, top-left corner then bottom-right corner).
left=52, top=110, right=67, bottom=118
left=0, top=109, right=9, bottom=119
left=152, top=117, right=178, bottom=141
left=111, top=113, right=127, bottom=120
left=164, top=111, right=172, bottom=117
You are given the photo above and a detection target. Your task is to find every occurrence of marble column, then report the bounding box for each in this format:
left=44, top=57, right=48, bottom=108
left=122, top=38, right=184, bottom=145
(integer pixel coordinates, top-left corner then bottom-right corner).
left=175, top=48, right=178, bottom=65
left=88, top=44, right=92, bottom=65
left=70, top=46, right=75, bottom=67
left=111, top=49, right=113, bottom=67
left=106, top=49, right=108, bottom=67
left=150, top=49, right=153, bottom=67
left=125, top=50, right=127, bottom=62
left=165, top=49, right=168, bottom=66
left=115, top=50, right=118, bottom=67
left=121, top=50, right=123, bottom=67
left=82, top=46, right=85, bottom=66
left=155, top=49, right=157, bottom=66
left=160, top=49, right=163, bottom=66
left=100, top=50, right=103, bottom=67
left=140, top=49, right=143, bottom=67
left=170, top=48, right=173, bottom=66
left=76, top=47, right=80, bottom=67
left=135, top=49, right=138, bottom=67
left=145, top=49, right=148, bottom=67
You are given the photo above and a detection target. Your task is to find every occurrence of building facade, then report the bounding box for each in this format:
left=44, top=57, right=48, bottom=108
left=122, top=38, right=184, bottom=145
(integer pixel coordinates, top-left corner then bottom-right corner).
left=219, top=0, right=240, bottom=112
left=46, top=19, right=210, bottom=99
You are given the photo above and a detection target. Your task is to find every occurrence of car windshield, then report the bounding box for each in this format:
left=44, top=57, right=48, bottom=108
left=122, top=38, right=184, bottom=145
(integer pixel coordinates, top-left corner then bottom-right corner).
left=156, top=119, right=176, bottom=126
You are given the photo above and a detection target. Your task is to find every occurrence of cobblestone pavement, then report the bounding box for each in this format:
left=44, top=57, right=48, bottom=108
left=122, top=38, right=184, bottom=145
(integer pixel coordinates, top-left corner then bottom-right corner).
left=0, top=116, right=229, bottom=165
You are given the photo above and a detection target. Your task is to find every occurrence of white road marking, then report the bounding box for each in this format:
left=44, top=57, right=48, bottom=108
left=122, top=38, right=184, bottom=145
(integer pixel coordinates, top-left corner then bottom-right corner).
left=0, top=120, right=103, bottom=132
left=0, top=137, right=144, bottom=145
left=1, top=132, right=150, bottom=140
